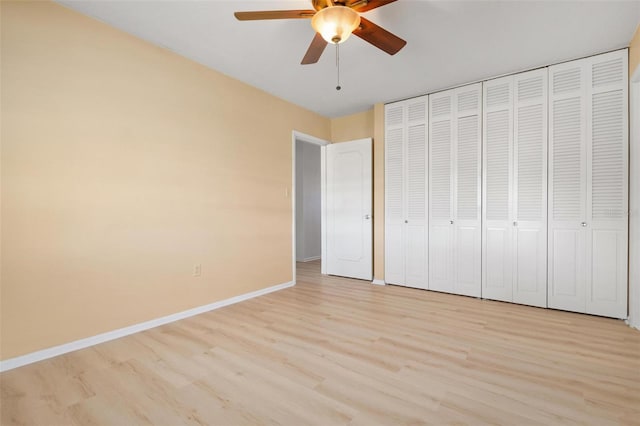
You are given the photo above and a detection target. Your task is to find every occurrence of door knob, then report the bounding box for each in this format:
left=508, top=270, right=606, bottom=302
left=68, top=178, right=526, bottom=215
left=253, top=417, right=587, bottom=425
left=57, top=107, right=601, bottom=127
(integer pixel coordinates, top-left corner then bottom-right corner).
left=513, top=221, right=518, bottom=226
left=581, top=222, right=587, bottom=227
left=364, top=214, right=371, bottom=220
left=404, top=220, right=408, bottom=224
left=450, top=220, right=454, bottom=225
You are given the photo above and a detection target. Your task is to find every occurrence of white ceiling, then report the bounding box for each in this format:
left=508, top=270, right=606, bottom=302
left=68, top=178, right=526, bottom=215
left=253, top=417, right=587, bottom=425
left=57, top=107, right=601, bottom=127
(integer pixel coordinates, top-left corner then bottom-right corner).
left=57, top=0, right=640, bottom=118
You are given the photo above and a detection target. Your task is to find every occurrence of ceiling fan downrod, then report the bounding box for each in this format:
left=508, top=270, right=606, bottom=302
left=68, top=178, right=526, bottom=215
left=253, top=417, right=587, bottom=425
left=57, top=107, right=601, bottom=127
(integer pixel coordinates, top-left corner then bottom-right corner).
left=335, top=43, right=341, bottom=91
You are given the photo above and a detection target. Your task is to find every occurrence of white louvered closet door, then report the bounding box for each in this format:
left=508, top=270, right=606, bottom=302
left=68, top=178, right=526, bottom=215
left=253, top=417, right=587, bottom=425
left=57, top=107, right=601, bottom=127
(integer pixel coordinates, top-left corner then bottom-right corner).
left=549, top=49, right=628, bottom=318
left=482, top=77, right=514, bottom=303
left=585, top=50, right=628, bottom=318
left=454, top=84, right=482, bottom=297
left=405, top=97, right=429, bottom=289
left=384, top=96, right=429, bottom=289
left=548, top=60, right=587, bottom=313
left=429, top=92, right=455, bottom=293
left=384, top=103, right=406, bottom=286
left=429, top=84, right=481, bottom=297
left=513, top=69, right=548, bottom=308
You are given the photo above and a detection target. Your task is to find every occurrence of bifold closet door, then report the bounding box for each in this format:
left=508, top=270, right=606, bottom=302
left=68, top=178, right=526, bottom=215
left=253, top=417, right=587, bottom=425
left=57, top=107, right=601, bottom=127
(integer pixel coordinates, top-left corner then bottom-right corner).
left=482, top=76, right=514, bottom=303
left=548, top=49, right=628, bottom=318
left=586, top=50, right=628, bottom=318
left=455, top=86, right=482, bottom=297
left=384, top=96, right=428, bottom=289
left=513, top=69, right=548, bottom=307
left=482, top=70, right=548, bottom=308
left=384, top=103, right=406, bottom=285
left=548, top=59, right=587, bottom=313
left=404, top=98, right=428, bottom=288
left=428, top=92, right=454, bottom=292
left=429, top=84, right=481, bottom=297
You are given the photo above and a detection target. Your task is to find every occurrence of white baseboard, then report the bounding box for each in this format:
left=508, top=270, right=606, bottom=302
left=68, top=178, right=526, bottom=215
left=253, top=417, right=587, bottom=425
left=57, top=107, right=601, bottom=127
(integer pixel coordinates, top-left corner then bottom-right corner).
left=302, top=256, right=321, bottom=262
left=0, top=280, right=294, bottom=373
left=372, top=279, right=386, bottom=286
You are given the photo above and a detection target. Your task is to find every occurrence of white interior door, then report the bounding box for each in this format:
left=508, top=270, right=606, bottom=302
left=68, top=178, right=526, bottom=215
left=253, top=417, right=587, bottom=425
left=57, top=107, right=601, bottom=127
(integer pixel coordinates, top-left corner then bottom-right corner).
left=325, top=138, right=373, bottom=280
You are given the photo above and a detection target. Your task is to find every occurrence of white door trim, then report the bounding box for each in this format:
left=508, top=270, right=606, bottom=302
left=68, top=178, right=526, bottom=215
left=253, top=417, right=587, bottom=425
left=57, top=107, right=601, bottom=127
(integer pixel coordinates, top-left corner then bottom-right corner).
left=321, top=146, right=327, bottom=275
left=628, top=66, right=640, bottom=329
left=292, top=131, right=329, bottom=284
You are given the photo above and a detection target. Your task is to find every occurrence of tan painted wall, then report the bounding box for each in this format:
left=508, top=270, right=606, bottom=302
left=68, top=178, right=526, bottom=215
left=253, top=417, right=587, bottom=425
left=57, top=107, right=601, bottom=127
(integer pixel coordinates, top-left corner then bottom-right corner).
left=0, top=0, right=331, bottom=360
left=631, top=24, right=640, bottom=76
left=372, top=104, right=385, bottom=282
left=330, top=109, right=374, bottom=142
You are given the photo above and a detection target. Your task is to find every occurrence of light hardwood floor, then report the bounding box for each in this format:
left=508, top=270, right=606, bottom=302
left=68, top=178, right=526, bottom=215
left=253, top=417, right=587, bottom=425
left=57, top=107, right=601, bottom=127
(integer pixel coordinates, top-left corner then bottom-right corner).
left=2, top=260, right=640, bottom=425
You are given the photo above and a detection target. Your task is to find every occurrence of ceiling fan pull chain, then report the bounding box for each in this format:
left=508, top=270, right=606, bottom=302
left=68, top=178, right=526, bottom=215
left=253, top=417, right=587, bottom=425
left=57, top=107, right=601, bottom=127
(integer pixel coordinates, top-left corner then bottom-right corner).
left=336, top=42, right=341, bottom=91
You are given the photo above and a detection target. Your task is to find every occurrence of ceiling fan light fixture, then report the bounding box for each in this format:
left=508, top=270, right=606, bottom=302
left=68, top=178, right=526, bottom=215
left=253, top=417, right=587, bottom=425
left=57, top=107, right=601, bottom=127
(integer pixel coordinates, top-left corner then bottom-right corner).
left=311, top=6, right=361, bottom=44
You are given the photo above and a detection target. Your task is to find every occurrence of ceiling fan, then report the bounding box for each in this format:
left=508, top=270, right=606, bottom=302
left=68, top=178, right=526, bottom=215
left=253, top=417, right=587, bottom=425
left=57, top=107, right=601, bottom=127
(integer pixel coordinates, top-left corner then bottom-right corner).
left=234, top=0, right=406, bottom=65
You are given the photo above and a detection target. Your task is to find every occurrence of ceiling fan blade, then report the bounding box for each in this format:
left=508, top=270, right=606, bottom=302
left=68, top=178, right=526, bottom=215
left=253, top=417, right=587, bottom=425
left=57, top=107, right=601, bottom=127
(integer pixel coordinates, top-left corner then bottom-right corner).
left=349, top=0, right=398, bottom=13
left=353, top=17, right=406, bottom=55
left=301, top=33, right=328, bottom=65
left=234, top=10, right=316, bottom=20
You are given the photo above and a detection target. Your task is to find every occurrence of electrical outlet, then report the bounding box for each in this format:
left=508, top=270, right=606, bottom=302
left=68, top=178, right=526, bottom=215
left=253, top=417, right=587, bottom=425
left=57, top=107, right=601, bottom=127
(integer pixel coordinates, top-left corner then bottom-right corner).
left=193, top=264, right=201, bottom=277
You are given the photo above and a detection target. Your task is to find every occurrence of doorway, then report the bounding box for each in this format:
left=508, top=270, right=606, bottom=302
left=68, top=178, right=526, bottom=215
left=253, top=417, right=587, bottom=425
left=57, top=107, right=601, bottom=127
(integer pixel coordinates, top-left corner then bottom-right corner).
left=292, top=131, right=328, bottom=284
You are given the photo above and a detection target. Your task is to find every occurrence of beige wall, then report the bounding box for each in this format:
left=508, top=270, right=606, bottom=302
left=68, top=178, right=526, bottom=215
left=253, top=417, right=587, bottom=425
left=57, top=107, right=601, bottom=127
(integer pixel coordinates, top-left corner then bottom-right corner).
left=372, top=104, right=385, bottom=282
left=0, top=0, right=331, bottom=360
left=631, top=24, right=640, bottom=76
left=330, top=109, right=374, bottom=142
